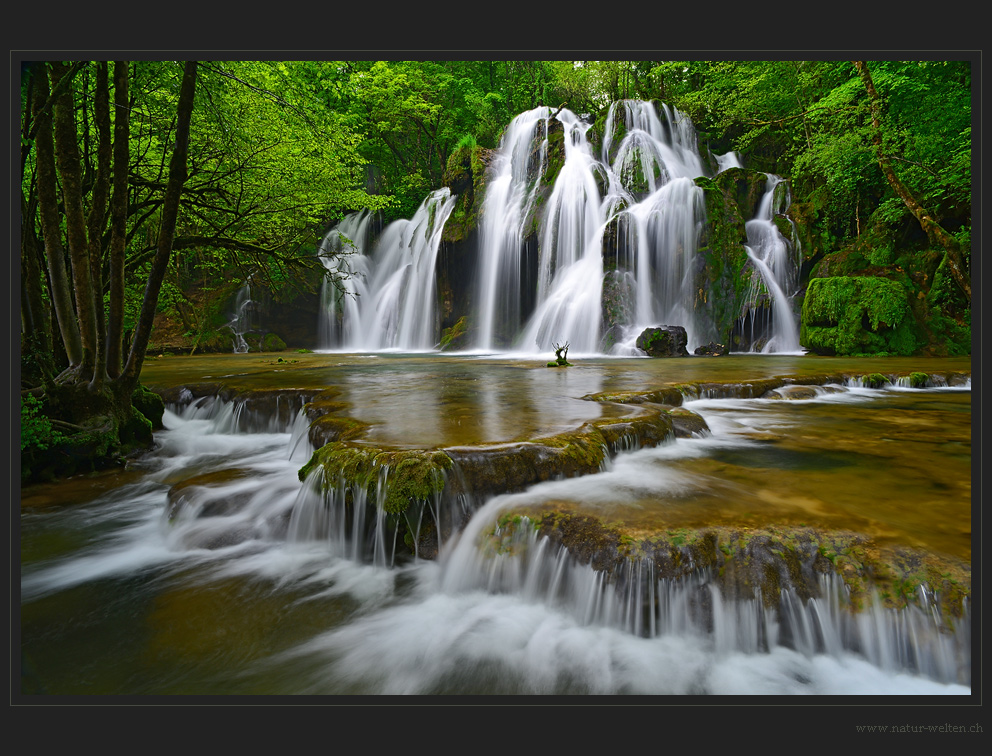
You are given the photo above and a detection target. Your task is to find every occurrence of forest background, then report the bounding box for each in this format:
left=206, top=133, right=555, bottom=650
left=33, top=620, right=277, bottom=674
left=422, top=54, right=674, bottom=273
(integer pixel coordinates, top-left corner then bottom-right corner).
left=16, top=57, right=974, bottom=481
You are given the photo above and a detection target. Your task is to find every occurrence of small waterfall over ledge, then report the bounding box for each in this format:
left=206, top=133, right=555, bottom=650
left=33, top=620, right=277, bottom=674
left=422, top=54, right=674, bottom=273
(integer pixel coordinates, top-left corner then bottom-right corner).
left=737, top=174, right=803, bottom=353
left=22, top=376, right=970, bottom=694
left=155, top=389, right=968, bottom=689
left=225, top=279, right=260, bottom=353
left=318, top=100, right=804, bottom=355
left=475, top=107, right=551, bottom=349
left=319, top=189, right=456, bottom=351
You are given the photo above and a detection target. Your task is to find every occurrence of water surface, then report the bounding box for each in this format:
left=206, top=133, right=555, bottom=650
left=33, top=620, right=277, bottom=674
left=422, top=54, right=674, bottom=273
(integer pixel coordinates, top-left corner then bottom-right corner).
left=20, top=353, right=972, bottom=696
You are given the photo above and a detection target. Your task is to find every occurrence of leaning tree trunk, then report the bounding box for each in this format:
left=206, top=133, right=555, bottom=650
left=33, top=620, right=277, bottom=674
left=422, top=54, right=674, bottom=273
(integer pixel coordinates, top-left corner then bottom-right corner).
left=120, top=60, right=198, bottom=394
left=854, top=60, right=971, bottom=304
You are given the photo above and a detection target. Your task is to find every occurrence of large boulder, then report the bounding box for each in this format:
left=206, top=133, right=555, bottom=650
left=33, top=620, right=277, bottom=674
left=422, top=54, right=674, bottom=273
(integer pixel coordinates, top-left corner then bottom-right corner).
left=635, top=325, right=690, bottom=357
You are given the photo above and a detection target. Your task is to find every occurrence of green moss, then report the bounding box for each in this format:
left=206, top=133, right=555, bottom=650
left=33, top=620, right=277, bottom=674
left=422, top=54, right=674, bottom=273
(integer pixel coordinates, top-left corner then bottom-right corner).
left=131, top=384, right=165, bottom=430
left=376, top=451, right=453, bottom=514
left=261, top=333, right=287, bottom=351
left=439, top=316, right=469, bottom=351
left=801, top=276, right=924, bottom=356
left=539, top=426, right=609, bottom=470
left=861, top=373, right=889, bottom=389
left=118, top=406, right=154, bottom=448
left=300, top=442, right=453, bottom=516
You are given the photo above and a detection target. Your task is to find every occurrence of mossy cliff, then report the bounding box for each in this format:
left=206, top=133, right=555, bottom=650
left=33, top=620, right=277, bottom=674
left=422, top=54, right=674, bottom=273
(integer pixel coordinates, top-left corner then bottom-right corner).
left=800, top=234, right=970, bottom=356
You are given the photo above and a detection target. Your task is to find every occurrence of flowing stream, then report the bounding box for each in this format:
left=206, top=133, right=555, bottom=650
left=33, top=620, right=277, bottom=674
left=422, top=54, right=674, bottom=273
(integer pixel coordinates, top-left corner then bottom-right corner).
left=20, top=355, right=971, bottom=696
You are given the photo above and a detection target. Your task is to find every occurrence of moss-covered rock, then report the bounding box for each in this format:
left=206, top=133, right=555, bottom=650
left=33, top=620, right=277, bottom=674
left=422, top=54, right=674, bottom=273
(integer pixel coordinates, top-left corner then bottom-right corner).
left=693, top=170, right=758, bottom=345
left=21, top=380, right=169, bottom=484
left=801, top=276, right=923, bottom=356
left=636, top=326, right=690, bottom=357
left=131, top=384, right=165, bottom=430
left=300, top=442, right=453, bottom=516
left=261, top=333, right=287, bottom=352
left=441, top=143, right=495, bottom=244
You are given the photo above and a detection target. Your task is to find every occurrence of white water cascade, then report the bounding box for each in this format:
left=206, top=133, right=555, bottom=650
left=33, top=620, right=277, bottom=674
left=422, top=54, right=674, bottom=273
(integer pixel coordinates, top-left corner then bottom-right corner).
left=318, top=209, right=374, bottom=348
left=517, top=108, right=609, bottom=353
left=475, top=107, right=551, bottom=349
left=478, top=100, right=744, bottom=355
left=20, top=375, right=972, bottom=695
left=739, top=174, right=803, bottom=353
left=225, top=281, right=257, bottom=353
left=318, top=101, right=807, bottom=356
left=319, top=189, right=457, bottom=351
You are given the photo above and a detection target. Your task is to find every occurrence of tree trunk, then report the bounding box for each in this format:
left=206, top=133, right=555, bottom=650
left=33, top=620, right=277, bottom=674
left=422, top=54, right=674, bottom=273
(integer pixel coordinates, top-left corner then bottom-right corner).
left=854, top=60, right=971, bottom=304
left=87, top=62, right=113, bottom=391
left=121, top=61, right=198, bottom=393
left=106, top=61, right=129, bottom=379
left=31, top=63, right=82, bottom=369
left=20, top=196, right=56, bottom=383
left=51, top=61, right=99, bottom=380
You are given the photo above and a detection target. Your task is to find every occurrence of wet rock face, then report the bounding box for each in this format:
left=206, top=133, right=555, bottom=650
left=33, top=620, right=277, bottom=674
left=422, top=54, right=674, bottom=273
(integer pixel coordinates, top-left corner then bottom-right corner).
left=636, top=325, right=690, bottom=357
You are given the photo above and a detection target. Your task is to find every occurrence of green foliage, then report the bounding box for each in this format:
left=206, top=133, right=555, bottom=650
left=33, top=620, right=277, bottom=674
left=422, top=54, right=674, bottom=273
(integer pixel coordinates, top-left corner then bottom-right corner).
left=21, top=394, right=64, bottom=452
left=21, top=57, right=971, bottom=384
left=651, top=59, right=970, bottom=256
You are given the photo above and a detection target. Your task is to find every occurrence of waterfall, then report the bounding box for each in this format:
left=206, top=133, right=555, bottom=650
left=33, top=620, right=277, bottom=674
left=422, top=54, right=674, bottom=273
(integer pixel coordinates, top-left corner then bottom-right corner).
left=318, top=100, right=797, bottom=356
left=225, top=281, right=256, bottom=353
left=320, top=189, right=457, bottom=351
left=613, top=176, right=707, bottom=351
left=478, top=99, right=737, bottom=355
left=22, top=378, right=971, bottom=694
left=738, top=175, right=803, bottom=353
left=475, top=107, right=551, bottom=349
left=517, top=110, right=609, bottom=353
left=318, top=209, right=374, bottom=349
